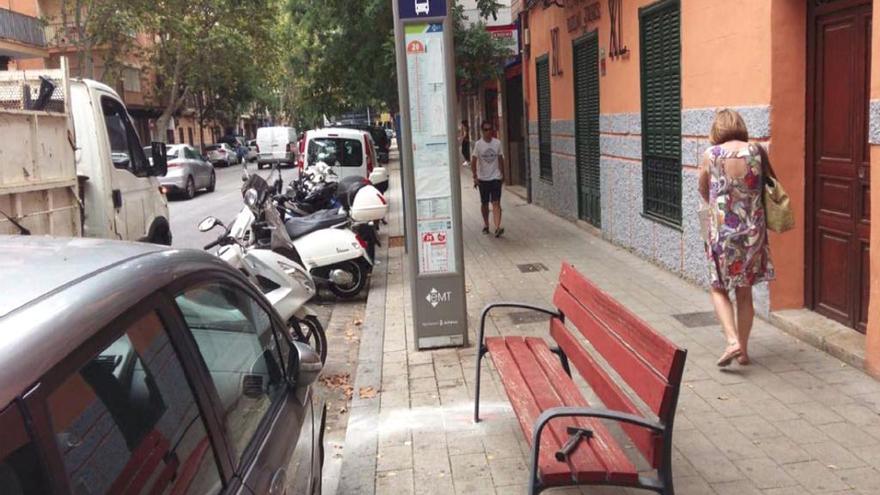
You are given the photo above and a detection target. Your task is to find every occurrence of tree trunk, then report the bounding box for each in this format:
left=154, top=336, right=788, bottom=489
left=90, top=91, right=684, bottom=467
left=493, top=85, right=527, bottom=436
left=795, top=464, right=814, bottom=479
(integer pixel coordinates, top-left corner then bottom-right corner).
left=155, top=48, right=189, bottom=144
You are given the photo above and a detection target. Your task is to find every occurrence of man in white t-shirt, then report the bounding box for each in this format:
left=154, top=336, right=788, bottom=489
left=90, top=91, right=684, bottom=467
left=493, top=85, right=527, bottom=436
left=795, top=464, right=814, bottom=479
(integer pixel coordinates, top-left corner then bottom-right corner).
left=470, top=121, right=505, bottom=237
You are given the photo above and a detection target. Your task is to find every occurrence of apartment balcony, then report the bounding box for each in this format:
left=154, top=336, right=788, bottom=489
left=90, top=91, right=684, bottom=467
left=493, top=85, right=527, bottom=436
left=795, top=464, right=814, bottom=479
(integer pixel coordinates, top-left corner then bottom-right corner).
left=0, top=7, right=47, bottom=59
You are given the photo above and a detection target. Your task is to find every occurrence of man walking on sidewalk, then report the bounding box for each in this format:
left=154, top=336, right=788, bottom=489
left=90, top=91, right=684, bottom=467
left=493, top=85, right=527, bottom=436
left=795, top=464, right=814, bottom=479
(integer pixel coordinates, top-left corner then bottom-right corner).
left=471, top=121, right=505, bottom=237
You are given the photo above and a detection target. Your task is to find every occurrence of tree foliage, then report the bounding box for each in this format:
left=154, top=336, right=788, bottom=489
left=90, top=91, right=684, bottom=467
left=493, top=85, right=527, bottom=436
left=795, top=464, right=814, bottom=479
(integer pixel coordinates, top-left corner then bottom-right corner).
left=284, top=0, right=505, bottom=128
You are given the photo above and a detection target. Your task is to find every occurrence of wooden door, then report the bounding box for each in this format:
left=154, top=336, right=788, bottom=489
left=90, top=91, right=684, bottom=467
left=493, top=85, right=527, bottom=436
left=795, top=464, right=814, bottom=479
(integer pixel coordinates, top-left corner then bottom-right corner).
left=573, top=32, right=601, bottom=227
left=808, top=0, right=871, bottom=333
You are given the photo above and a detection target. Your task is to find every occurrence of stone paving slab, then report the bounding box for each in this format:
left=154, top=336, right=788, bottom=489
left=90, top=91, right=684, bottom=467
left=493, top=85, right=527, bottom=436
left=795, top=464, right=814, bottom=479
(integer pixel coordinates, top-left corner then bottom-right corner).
left=338, top=163, right=880, bottom=494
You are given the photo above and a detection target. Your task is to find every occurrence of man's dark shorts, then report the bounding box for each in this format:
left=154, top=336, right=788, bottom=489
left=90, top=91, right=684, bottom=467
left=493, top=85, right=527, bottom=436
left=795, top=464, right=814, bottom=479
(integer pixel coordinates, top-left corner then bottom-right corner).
left=478, top=179, right=502, bottom=204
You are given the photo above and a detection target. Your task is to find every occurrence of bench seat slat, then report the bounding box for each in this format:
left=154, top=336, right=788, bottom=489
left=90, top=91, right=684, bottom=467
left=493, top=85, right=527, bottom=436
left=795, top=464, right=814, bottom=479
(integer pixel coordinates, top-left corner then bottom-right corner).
left=554, top=286, right=672, bottom=416
left=550, top=320, right=661, bottom=467
left=505, top=338, right=609, bottom=482
left=485, top=337, right=573, bottom=485
left=559, top=263, right=680, bottom=379
left=525, top=336, right=638, bottom=483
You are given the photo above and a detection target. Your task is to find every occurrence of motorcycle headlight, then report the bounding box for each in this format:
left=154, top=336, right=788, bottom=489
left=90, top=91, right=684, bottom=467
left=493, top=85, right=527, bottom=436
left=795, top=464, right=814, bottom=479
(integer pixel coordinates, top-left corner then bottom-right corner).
left=244, top=188, right=259, bottom=208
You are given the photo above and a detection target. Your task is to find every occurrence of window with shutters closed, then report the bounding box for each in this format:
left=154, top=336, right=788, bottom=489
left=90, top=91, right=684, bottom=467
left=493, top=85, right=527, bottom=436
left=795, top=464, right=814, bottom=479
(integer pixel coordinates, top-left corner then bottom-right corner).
left=574, top=32, right=601, bottom=227
left=639, top=0, right=681, bottom=227
left=537, top=56, right=552, bottom=181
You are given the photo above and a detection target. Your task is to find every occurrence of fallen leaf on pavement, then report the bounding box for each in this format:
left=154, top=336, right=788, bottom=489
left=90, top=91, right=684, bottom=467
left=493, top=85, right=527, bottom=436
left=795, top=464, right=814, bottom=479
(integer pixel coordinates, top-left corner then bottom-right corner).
left=354, top=318, right=363, bottom=326
left=717, top=396, right=729, bottom=401
left=359, top=386, right=378, bottom=399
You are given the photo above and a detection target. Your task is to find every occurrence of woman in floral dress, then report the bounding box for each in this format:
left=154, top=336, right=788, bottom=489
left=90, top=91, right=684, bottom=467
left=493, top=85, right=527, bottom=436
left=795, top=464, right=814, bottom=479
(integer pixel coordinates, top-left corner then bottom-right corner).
left=698, top=109, right=775, bottom=367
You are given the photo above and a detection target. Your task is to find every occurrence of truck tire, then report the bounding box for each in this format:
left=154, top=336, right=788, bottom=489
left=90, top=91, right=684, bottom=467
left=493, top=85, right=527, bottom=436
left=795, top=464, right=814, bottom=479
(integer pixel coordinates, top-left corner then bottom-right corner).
left=146, top=218, right=172, bottom=246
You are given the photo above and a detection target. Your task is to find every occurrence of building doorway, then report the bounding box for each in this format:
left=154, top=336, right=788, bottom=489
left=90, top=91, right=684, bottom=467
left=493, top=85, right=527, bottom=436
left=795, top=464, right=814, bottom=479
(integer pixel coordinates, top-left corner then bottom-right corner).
left=505, top=73, right=526, bottom=187
left=807, top=0, right=871, bottom=333
left=573, top=31, right=600, bottom=227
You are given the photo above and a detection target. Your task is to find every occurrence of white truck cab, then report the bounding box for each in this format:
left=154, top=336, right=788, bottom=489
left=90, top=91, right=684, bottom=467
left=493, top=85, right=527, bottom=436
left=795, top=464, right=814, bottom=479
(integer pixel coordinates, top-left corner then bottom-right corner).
left=0, top=62, right=171, bottom=244
left=71, top=80, right=171, bottom=244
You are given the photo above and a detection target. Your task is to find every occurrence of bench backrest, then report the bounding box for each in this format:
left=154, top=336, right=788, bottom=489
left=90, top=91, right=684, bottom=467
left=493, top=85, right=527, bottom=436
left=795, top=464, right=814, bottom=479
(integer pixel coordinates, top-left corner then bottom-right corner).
left=550, top=263, right=686, bottom=468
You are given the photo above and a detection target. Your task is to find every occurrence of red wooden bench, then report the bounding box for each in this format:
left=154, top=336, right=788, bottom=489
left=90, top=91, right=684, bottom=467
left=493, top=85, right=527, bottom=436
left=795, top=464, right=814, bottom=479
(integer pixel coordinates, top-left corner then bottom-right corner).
left=473, top=263, right=687, bottom=494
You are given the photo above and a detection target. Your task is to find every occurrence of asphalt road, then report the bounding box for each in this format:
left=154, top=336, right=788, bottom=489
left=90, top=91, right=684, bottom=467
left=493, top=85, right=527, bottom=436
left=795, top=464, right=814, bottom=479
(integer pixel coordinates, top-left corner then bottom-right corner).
left=167, top=162, right=294, bottom=249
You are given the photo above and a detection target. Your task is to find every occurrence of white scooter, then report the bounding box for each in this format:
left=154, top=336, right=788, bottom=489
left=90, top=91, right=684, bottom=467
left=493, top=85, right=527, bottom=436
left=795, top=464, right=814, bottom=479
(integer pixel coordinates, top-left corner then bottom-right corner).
left=200, top=216, right=327, bottom=363
left=237, top=166, right=374, bottom=299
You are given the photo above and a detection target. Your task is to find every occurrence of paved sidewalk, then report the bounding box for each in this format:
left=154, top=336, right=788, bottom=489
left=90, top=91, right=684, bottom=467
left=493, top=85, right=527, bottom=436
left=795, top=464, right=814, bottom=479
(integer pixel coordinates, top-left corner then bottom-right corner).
left=339, top=163, right=880, bottom=494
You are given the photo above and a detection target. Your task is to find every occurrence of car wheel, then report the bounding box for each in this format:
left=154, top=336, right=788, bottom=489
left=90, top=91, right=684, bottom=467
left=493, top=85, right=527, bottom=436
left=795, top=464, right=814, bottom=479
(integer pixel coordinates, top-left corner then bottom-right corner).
left=184, top=176, right=196, bottom=199
left=206, top=171, right=216, bottom=192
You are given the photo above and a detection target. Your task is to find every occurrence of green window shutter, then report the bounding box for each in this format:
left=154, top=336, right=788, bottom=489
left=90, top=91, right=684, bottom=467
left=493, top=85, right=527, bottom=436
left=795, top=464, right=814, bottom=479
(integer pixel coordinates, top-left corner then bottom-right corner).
left=574, top=33, right=601, bottom=227
left=537, top=56, right=552, bottom=181
left=639, top=0, right=681, bottom=226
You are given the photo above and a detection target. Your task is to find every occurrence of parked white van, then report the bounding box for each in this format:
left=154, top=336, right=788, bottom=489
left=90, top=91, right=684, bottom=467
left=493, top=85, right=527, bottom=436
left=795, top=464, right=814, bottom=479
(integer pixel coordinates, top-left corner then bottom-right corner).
left=256, top=126, right=298, bottom=168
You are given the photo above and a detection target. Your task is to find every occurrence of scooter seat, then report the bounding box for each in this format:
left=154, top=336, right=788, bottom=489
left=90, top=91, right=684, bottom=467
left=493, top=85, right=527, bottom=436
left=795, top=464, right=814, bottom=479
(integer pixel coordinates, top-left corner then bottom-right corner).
left=284, top=209, right=348, bottom=239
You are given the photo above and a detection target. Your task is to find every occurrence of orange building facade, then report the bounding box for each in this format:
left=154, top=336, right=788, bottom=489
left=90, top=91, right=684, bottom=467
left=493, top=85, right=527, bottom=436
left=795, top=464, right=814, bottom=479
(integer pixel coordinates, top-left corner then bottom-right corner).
left=516, top=0, right=880, bottom=377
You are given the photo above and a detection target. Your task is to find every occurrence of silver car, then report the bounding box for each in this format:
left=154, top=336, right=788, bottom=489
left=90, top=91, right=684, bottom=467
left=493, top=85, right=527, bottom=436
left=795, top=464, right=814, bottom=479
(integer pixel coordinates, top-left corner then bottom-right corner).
left=150, top=144, right=216, bottom=200
left=0, top=236, right=326, bottom=495
left=206, top=143, right=239, bottom=167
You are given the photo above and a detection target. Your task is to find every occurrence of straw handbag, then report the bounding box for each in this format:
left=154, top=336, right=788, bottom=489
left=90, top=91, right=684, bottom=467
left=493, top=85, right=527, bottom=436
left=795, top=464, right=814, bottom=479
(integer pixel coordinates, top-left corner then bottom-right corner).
left=754, top=144, right=794, bottom=233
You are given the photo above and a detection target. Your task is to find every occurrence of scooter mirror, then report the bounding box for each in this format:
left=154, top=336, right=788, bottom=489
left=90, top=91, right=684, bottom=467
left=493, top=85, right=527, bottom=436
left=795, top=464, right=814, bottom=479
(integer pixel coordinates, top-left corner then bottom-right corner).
left=198, top=217, right=221, bottom=232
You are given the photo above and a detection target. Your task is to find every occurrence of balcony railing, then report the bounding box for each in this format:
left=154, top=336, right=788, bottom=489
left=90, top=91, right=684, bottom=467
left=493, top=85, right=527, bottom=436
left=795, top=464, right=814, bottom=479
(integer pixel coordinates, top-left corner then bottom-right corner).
left=0, top=8, right=46, bottom=48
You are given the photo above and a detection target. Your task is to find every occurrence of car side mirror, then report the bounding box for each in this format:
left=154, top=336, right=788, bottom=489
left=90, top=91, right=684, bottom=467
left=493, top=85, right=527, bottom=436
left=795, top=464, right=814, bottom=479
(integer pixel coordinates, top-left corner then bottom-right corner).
left=288, top=341, right=322, bottom=388
left=150, top=142, right=168, bottom=177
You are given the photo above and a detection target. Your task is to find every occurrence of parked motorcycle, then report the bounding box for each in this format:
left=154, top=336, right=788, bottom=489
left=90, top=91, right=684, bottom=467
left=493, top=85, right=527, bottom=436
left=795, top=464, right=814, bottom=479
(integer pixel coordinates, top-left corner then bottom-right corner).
left=280, top=163, right=388, bottom=259
left=235, top=165, right=374, bottom=299
left=199, top=216, right=328, bottom=363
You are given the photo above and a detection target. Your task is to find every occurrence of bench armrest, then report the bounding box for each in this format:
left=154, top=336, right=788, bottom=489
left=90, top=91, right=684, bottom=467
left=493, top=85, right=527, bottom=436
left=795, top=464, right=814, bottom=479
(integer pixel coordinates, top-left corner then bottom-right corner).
left=534, top=407, right=665, bottom=436
left=527, top=406, right=665, bottom=488
left=477, top=302, right=562, bottom=351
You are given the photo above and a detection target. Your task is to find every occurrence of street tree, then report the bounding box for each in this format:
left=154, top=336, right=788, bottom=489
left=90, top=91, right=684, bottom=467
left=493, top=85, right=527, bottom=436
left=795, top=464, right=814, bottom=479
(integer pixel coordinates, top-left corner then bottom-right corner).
left=146, top=0, right=280, bottom=142
left=53, top=0, right=147, bottom=81
left=284, top=0, right=503, bottom=127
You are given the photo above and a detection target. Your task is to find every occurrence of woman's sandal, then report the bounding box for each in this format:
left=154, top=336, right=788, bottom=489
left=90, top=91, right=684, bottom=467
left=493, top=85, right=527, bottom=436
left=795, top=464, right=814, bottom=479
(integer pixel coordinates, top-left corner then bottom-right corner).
left=717, top=346, right=742, bottom=367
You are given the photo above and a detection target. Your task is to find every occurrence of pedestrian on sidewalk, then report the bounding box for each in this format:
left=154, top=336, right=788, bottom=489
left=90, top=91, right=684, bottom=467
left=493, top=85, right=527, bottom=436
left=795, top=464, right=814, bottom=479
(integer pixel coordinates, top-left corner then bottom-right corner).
left=459, top=119, right=470, bottom=166
left=471, top=121, right=505, bottom=237
left=698, top=109, right=775, bottom=367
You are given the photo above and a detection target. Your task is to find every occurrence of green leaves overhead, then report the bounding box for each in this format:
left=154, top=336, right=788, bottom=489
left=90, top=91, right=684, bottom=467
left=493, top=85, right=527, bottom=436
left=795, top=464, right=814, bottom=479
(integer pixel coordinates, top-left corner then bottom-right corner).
left=284, top=0, right=506, bottom=127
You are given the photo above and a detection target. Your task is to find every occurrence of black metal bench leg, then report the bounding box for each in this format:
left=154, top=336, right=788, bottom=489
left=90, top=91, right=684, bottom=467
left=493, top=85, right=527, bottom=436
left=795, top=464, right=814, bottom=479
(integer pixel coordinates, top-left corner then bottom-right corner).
left=474, top=345, right=486, bottom=423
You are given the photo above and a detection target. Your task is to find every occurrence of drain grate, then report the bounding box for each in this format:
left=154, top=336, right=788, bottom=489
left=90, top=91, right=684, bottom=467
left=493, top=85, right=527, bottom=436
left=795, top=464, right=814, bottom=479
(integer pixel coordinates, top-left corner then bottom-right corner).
left=509, top=311, right=552, bottom=325
left=388, top=236, right=405, bottom=247
left=516, top=263, right=548, bottom=273
left=672, top=311, right=718, bottom=328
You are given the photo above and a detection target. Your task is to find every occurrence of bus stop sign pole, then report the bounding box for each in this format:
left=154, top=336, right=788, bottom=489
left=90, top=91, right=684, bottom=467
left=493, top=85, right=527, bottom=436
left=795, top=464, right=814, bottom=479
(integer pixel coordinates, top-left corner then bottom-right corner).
left=392, top=0, right=468, bottom=349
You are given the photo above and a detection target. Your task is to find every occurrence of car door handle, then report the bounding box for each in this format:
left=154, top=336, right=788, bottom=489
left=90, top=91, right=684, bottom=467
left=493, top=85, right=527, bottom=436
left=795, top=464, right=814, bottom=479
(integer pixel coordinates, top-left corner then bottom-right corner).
left=269, top=468, right=287, bottom=495
left=112, top=189, right=123, bottom=209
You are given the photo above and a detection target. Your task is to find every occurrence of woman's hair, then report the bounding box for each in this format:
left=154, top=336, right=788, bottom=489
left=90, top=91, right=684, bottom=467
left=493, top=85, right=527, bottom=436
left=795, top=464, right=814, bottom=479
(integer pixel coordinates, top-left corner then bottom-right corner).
left=709, top=109, right=749, bottom=145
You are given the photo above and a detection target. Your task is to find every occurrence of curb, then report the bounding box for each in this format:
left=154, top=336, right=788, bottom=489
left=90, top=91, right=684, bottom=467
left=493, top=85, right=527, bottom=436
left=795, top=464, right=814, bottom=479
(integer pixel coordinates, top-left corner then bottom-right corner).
left=336, top=239, right=389, bottom=494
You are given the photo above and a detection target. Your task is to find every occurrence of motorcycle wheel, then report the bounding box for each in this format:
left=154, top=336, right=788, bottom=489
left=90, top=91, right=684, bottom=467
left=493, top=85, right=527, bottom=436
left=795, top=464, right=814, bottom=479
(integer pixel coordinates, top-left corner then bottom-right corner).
left=290, top=315, right=327, bottom=364
left=327, top=260, right=368, bottom=299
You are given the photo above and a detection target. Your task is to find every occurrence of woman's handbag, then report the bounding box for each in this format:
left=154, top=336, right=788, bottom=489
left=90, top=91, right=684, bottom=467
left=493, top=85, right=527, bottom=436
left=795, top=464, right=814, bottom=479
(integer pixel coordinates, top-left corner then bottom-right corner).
left=755, top=144, right=795, bottom=233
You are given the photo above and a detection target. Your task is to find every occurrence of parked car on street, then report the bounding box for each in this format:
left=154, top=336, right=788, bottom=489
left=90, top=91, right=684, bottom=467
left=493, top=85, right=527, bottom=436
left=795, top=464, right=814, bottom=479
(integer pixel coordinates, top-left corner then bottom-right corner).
left=205, top=143, right=239, bottom=167
left=146, top=144, right=215, bottom=199
left=302, top=127, right=388, bottom=191
left=0, top=236, right=326, bottom=495
left=246, top=139, right=259, bottom=162
left=256, top=126, right=298, bottom=168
